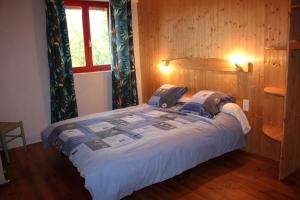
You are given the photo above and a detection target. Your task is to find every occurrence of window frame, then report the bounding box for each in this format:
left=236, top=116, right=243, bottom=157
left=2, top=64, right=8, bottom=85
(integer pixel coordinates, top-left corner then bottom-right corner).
left=65, top=0, right=111, bottom=73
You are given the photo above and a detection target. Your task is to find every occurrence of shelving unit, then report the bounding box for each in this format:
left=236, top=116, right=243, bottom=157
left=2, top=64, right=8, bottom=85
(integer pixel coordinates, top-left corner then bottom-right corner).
left=263, top=87, right=285, bottom=97
left=277, top=0, right=300, bottom=180
left=262, top=0, right=288, bottom=167
left=262, top=124, right=283, bottom=142
left=262, top=50, right=286, bottom=143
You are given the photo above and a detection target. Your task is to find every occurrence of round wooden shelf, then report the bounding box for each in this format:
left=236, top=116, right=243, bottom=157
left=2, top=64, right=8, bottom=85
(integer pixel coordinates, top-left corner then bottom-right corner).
left=264, top=87, right=285, bottom=97
left=262, top=124, right=283, bottom=142
left=265, top=47, right=287, bottom=51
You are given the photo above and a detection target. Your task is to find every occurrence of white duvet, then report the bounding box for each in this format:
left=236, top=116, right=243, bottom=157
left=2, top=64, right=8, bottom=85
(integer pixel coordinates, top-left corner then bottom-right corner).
left=42, top=104, right=248, bottom=200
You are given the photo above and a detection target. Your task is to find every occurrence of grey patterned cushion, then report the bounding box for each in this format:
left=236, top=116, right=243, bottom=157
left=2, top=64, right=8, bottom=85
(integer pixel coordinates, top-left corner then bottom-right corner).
left=148, top=84, right=188, bottom=108
left=187, top=90, right=235, bottom=115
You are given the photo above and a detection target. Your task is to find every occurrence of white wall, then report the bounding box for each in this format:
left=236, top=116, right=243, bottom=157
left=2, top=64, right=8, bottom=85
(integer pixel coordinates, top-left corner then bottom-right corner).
left=74, top=72, right=112, bottom=116
left=0, top=0, right=50, bottom=147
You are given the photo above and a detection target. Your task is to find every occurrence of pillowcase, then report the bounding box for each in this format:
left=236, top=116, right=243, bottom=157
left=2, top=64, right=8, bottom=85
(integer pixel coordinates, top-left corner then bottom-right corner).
left=148, top=84, right=188, bottom=108
left=183, top=90, right=235, bottom=115
left=221, top=103, right=251, bottom=134
left=179, top=102, right=213, bottom=118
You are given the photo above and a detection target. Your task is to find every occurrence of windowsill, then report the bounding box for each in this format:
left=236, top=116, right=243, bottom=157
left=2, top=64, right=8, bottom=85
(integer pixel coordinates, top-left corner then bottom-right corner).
left=72, top=65, right=111, bottom=74
left=73, top=70, right=111, bottom=76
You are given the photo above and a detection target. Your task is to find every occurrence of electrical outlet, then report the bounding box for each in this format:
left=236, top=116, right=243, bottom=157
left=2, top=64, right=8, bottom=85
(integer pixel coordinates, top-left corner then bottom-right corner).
left=243, top=99, right=250, bottom=112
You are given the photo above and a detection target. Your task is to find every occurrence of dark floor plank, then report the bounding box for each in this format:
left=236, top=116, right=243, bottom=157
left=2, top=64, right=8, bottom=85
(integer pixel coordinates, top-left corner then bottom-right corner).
left=0, top=143, right=300, bottom=200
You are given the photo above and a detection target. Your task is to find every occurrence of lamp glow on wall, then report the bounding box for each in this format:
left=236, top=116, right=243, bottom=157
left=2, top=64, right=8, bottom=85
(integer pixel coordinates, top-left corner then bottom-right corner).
left=228, top=52, right=255, bottom=72
left=159, top=60, right=173, bottom=73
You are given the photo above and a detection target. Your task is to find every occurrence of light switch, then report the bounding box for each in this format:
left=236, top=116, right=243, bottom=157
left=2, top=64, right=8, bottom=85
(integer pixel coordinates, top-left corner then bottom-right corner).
left=243, top=99, right=250, bottom=112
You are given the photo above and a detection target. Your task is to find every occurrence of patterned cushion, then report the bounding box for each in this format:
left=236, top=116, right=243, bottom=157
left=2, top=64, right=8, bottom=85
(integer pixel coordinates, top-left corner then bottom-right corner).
left=181, top=90, right=235, bottom=116
left=148, top=84, right=188, bottom=108
left=179, top=102, right=213, bottom=118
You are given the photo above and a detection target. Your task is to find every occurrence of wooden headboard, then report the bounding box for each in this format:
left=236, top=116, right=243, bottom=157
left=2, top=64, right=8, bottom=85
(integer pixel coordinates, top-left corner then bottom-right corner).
left=165, top=57, right=252, bottom=73
left=152, top=56, right=252, bottom=102
left=160, top=57, right=252, bottom=108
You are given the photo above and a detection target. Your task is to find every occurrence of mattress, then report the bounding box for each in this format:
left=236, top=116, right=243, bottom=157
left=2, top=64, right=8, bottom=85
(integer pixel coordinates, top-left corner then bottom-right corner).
left=41, top=104, right=245, bottom=200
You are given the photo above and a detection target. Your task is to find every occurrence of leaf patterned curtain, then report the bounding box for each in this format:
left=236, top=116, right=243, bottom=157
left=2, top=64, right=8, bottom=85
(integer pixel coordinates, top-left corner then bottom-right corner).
left=45, top=0, right=78, bottom=123
left=110, top=0, right=139, bottom=109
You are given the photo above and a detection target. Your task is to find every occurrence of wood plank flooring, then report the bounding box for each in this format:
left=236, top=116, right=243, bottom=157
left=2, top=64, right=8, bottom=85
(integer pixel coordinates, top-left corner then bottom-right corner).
left=0, top=143, right=300, bottom=200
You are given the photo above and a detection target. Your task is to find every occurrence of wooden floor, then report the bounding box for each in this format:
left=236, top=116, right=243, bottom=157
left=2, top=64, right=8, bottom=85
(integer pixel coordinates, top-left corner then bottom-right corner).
left=0, top=143, right=300, bottom=200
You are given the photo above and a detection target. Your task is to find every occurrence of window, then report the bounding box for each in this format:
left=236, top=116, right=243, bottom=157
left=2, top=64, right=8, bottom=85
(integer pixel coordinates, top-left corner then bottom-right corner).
left=65, top=1, right=110, bottom=73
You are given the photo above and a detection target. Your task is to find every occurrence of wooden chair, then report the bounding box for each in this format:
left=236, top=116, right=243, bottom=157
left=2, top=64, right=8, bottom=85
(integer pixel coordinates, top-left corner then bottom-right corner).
left=0, top=122, right=26, bottom=163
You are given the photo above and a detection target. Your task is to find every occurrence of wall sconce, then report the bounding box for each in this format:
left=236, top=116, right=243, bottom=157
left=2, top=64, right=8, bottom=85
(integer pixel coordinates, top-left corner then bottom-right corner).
left=228, top=53, right=254, bottom=72
left=159, top=60, right=173, bottom=72
left=235, top=63, right=243, bottom=72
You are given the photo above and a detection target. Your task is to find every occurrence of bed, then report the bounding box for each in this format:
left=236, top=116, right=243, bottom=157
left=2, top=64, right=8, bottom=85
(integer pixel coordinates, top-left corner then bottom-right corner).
left=41, top=103, right=247, bottom=200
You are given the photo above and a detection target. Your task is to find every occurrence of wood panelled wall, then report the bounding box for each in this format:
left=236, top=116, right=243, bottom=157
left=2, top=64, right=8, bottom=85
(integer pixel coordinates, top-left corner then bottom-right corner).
left=138, top=0, right=290, bottom=160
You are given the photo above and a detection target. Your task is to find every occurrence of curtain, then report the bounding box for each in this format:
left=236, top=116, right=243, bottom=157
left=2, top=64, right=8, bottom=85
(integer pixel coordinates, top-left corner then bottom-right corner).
left=110, top=0, right=139, bottom=109
left=45, top=0, right=78, bottom=123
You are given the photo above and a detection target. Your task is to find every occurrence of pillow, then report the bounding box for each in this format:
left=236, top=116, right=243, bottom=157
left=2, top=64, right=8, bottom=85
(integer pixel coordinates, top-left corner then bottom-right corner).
left=186, top=90, right=235, bottom=115
left=179, top=102, right=213, bottom=118
left=148, top=84, right=188, bottom=108
left=221, top=103, right=251, bottom=134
